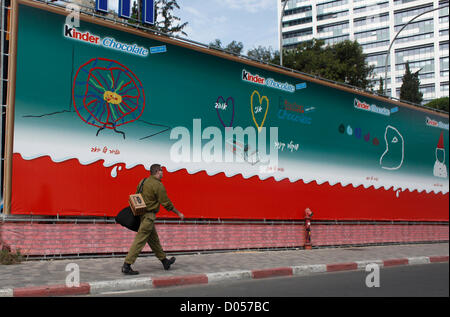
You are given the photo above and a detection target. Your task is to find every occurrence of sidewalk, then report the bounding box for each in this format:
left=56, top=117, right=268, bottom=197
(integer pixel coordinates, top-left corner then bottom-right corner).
left=0, top=243, right=448, bottom=296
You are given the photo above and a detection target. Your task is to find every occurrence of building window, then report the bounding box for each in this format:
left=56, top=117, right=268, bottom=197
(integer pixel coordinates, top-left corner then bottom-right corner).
left=282, top=27, right=313, bottom=40
left=394, top=4, right=434, bottom=26
left=394, top=0, right=421, bottom=5
left=354, top=2, right=389, bottom=15
left=367, top=53, right=389, bottom=68
left=440, top=42, right=449, bottom=57
left=317, top=0, right=349, bottom=15
left=396, top=59, right=435, bottom=73
left=361, top=40, right=390, bottom=50
left=420, top=84, right=436, bottom=97
left=317, top=21, right=349, bottom=36
left=440, top=56, right=449, bottom=70
left=284, top=5, right=312, bottom=17
left=395, top=45, right=434, bottom=64
left=321, top=35, right=350, bottom=46
left=282, top=16, right=313, bottom=27
left=355, top=27, right=390, bottom=43
left=372, top=66, right=392, bottom=82
left=317, top=10, right=349, bottom=21
left=439, top=3, right=449, bottom=20
left=396, top=72, right=435, bottom=82
left=394, top=19, right=434, bottom=34
left=354, top=13, right=389, bottom=28
left=396, top=32, right=434, bottom=44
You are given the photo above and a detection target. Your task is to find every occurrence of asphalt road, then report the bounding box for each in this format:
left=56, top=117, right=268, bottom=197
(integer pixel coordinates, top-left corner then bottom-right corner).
left=94, top=262, right=448, bottom=297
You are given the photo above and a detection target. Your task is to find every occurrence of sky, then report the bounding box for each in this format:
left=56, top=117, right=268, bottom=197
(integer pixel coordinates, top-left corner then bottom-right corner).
left=176, top=0, right=279, bottom=53
left=105, top=0, right=280, bottom=54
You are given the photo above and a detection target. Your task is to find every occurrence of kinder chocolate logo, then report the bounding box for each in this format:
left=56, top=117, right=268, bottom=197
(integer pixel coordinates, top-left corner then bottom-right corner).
left=426, top=117, right=449, bottom=130
left=242, top=70, right=295, bottom=93
left=277, top=98, right=312, bottom=125
left=64, top=25, right=100, bottom=44
left=64, top=25, right=148, bottom=57
left=280, top=99, right=304, bottom=114
left=242, top=70, right=265, bottom=85
left=354, top=98, right=391, bottom=116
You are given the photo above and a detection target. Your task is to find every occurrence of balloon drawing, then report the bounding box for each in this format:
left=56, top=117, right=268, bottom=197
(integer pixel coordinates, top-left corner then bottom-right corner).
left=72, top=57, right=146, bottom=139
left=380, top=125, right=404, bottom=170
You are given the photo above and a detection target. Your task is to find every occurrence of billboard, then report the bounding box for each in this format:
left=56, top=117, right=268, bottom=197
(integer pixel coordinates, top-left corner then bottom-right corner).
left=5, top=1, right=449, bottom=220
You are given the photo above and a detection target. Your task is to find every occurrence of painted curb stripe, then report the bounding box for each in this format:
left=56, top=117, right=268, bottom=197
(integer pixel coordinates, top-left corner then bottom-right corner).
left=13, top=283, right=90, bottom=297
left=429, top=256, right=449, bottom=263
left=252, top=267, right=293, bottom=279
left=383, top=258, right=409, bottom=267
left=326, top=262, right=358, bottom=272
left=152, top=274, right=208, bottom=288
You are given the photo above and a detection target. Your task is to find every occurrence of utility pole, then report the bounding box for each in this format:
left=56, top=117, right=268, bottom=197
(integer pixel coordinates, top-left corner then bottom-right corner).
left=384, top=4, right=449, bottom=96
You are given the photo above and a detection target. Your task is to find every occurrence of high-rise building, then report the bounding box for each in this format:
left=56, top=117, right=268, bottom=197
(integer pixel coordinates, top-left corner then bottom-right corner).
left=278, top=0, right=449, bottom=104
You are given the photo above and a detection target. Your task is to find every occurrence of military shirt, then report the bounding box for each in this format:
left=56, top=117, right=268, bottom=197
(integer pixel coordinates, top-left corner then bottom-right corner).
left=136, top=176, right=175, bottom=214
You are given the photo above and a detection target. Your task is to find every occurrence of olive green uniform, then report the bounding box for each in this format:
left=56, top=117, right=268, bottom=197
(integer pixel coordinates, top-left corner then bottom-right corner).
left=124, top=176, right=175, bottom=265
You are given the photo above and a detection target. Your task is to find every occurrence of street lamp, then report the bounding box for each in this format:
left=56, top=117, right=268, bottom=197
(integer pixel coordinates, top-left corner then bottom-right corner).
left=279, top=0, right=289, bottom=67
left=384, top=4, right=449, bottom=96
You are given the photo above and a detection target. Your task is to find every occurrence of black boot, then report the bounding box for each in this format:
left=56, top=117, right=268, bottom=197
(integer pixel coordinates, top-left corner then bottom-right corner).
left=122, top=262, right=139, bottom=275
left=161, top=257, right=176, bottom=270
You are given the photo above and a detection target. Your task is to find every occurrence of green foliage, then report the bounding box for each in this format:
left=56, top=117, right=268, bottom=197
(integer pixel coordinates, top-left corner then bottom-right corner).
left=130, top=0, right=188, bottom=36
left=0, top=246, right=23, bottom=265
left=247, top=46, right=280, bottom=64
left=425, top=97, right=449, bottom=112
left=377, top=77, right=384, bottom=95
left=282, top=39, right=374, bottom=90
left=209, top=39, right=244, bottom=55
left=400, top=62, right=423, bottom=104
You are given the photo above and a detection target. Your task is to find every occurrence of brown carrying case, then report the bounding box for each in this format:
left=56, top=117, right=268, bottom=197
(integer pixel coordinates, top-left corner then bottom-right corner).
left=129, top=178, right=147, bottom=216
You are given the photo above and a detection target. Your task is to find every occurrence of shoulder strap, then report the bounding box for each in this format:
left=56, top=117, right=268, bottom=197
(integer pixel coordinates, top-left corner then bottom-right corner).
left=137, top=178, right=147, bottom=194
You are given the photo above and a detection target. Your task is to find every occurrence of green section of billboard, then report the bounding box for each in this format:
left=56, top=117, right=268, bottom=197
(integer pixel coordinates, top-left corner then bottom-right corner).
left=13, top=4, right=449, bottom=194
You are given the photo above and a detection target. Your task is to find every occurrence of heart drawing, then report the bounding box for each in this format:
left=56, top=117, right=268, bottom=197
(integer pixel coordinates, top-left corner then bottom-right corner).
left=216, top=96, right=235, bottom=128
left=250, top=90, right=269, bottom=133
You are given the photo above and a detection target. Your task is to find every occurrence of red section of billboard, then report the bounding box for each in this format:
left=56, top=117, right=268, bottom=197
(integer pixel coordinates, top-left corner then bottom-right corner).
left=11, top=154, right=449, bottom=221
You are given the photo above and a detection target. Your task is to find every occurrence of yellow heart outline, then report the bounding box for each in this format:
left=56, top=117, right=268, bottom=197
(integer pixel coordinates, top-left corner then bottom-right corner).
left=251, top=90, right=269, bottom=133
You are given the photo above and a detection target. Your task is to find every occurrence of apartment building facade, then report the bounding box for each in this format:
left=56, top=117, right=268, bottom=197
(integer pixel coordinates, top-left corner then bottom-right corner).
left=278, top=0, right=449, bottom=104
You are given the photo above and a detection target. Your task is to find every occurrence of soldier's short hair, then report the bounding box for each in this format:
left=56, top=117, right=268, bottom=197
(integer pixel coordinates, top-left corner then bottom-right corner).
left=150, top=164, right=162, bottom=175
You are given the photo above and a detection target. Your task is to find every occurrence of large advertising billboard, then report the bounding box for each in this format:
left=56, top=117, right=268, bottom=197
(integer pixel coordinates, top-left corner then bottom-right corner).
left=6, top=1, right=449, bottom=220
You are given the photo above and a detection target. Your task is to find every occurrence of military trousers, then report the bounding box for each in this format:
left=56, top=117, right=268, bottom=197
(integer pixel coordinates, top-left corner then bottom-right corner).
left=125, top=212, right=166, bottom=264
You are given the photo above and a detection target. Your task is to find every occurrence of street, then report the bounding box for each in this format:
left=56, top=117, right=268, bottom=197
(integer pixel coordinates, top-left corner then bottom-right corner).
left=92, top=262, right=448, bottom=297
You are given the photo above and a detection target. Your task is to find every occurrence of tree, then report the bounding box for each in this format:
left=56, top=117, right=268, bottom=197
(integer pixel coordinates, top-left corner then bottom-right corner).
left=400, top=62, right=423, bottom=104
left=130, top=0, right=188, bottom=36
left=156, top=0, right=188, bottom=36
left=282, top=39, right=374, bottom=90
left=332, top=40, right=374, bottom=89
left=425, top=97, right=449, bottom=112
left=377, top=77, right=384, bottom=95
left=283, top=39, right=328, bottom=76
left=247, top=46, right=280, bottom=64
left=209, top=39, right=244, bottom=55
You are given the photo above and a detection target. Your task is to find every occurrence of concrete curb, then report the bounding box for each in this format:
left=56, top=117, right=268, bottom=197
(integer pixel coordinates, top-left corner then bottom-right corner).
left=1, top=255, right=448, bottom=297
